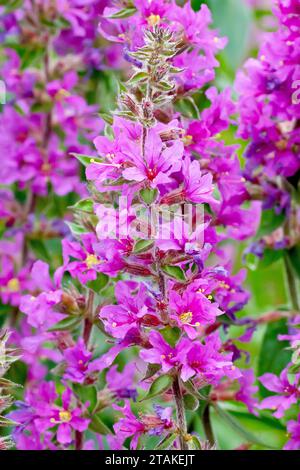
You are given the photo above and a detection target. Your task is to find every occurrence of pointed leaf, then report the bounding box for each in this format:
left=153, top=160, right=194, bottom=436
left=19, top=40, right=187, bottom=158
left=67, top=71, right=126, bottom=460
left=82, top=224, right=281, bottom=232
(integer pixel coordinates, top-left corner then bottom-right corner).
left=140, top=374, right=172, bottom=401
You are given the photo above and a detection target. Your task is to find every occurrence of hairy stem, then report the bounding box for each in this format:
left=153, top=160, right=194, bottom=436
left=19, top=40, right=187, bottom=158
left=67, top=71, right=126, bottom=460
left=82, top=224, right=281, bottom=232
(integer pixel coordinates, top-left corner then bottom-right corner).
left=75, top=430, right=83, bottom=450
left=202, top=403, right=215, bottom=447
left=284, top=255, right=300, bottom=312
left=77, top=290, right=94, bottom=450
left=83, top=289, right=95, bottom=347
left=172, top=375, right=188, bottom=450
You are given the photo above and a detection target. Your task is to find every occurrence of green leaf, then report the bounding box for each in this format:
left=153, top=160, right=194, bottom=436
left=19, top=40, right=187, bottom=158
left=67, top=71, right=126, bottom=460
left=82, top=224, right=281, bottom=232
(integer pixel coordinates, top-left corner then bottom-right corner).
left=28, top=239, right=50, bottom=262
left=189, top=435, right=202, bottom=450
left=127, top=71, right=148, bottom=85
left=47, top=316, right=81, bottom=332
left=212, top=403, right=287, bottom=450
left=65, top=221, right=87, bottom=236
left=2, top=0, right=23, bottom=13
left=0, top=416, right=17, bottom=427
left=89, top=413, right=112, bottom=435
left=133, top=239, right=154, bottom=254
left=258, top=249, right=284, bottom=269
left=256, top=209, right=285, bottom=239
left=175, top=97, right=200, bottom=120
left=140, top=374, right=173, bottom=401
left=258, top=319, right=291, bottom=397
left=142, top=364, right=161, bottom=381
left=87, top=273, right=109, bottom=293
left=162, top=265, right=185, bottom=281
left=0, top=377, right=21, bottom=390
left=213, top=404, right=275, bottom=448
left=160, top=326, right=181, bottom=347
left=73, top=384, right=97, bottom=414
left=139, top=187, right=158, bottom=205
left=70, top=152, right=101, bottom=167
left=183, top=394, right=199, bottom=411
left=99, top=112, right=114, bottom=126
left=288, top=361, right=300, bottom=377
left=203, top=0, right=252, bottom=72
left=183, top=379, right=208, bottom=400
left=69, top=198, right=94, bottom=214
left=155, top=432, right=177, bottom=450
left=287, top=246, right=300, bottom=279
left=108, top=7, right=137, bottom=19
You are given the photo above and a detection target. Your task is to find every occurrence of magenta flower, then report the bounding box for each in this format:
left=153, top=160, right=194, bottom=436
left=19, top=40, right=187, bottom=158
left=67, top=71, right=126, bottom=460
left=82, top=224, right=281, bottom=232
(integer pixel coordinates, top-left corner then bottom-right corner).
left=113, top=400, right=145, bottom=450
left=113, top=400, right=174, bottom=449
left=10, top=383, right=89, bottom=447
left=169, top=282, right=222, bottom=339
left=0, top=255, right=30, bottom=307
left=63, top=338, right=104, bottom=384
left=61, top=233, right=103, bottom=284
left=100, top=281, right=157, bottom=339
left=284, top=415, right=300, bottom=450
left=259, top=368, right=300, bottom=418
left=106, top=364, right=137, bottom=401
left=20, top=261, right=64, bottom=330
left=122, top=128, right=183, bottom=188
left=180, top=332, right=241, bottom=384
left=47, top=388, right=90, bottom=445
left=140, top=330, right=189, bottom=374
left=236, top=369, right=259, bottom=415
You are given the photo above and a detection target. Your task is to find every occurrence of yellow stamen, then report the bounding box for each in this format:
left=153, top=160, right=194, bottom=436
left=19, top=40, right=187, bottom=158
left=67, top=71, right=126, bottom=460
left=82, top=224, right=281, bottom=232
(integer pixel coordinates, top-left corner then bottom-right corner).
left=55, top=89, right=71, bottom=101
left=276, top=139, right=288, bottom=150
left=182, top=134, right=193, bottom=146
left=59, top=410, right=72, bottom=423
left=7, top=278, right=20, bottom=292
left=147, top=14, right=161, bottom=27
left=41, top=162, right=51, bottom=173
left=86, top=254, right=99, bottom=269
left=179, top=311, right=193, bottom=324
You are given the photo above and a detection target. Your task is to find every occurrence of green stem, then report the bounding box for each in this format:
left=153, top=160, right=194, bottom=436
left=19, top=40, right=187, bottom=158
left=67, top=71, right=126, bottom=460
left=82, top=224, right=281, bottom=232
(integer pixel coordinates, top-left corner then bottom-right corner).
left=284, top=255, right=300, bottom=312
left=172, top=375, right=188, bottom=450
left=202, top=403, right=215, bottom=447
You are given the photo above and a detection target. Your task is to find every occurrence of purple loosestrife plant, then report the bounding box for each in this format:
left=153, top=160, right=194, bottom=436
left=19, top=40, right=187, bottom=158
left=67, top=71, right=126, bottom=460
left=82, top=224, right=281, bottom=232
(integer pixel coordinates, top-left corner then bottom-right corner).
left=65, top=6, right=256, bottom=450
left=0, top=0, right=273, bottom=452
left=237, top=0, right=300, bottom=448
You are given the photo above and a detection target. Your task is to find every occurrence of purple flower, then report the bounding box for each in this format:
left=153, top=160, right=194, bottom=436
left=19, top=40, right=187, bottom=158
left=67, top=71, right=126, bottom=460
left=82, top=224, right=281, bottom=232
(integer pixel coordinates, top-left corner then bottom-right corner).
left=61, top=233, right=103, bottom=284
left=180, top=332, right=241, bottom=384
left=20, top=261, right=64, bottom=330
left=285, top=415, right=300, bottom=450
left=106, top=364, right=137, bottom=401
left=63, top=338, right=104, bottom=384
left=122, top=128, right=183, bottom=188
left=169, top=282, right=222, bottom=339
left=10, top=383, right=90, bottom=447
left=236, top=369, right=259, bottom=415
left=100, top=281, right=157, bottom=339
left=259, top=367, right=300, bottom=418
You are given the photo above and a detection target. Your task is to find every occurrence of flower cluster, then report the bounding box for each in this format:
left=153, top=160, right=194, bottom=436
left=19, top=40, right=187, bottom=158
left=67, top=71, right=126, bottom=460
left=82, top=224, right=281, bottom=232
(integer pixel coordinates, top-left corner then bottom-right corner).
left=2, top=0, right=298, bottom=453
left=237, top=0, right=300, bottom=251
left=237, top=0, right=300, bottom=450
